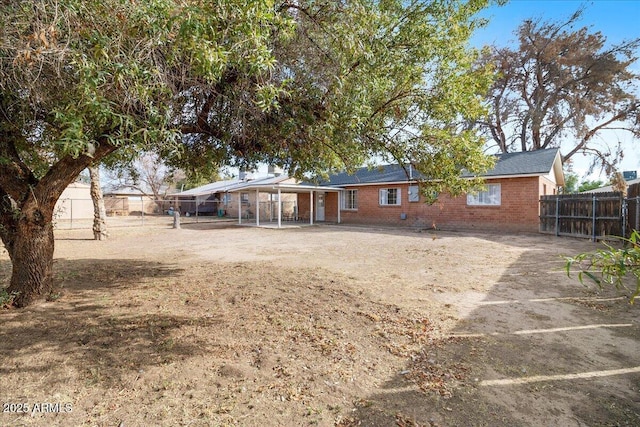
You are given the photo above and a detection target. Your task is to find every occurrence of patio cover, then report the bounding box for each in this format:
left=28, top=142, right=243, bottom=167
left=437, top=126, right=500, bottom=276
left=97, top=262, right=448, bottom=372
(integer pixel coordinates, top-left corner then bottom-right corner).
left=229, top=179, right=342, bottom=228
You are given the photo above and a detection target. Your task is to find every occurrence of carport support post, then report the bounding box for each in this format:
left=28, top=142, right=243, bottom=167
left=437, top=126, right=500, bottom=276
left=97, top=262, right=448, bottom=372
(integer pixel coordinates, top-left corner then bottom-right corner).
left=277, top=188, right=282, bottom=228
left=238, top=194, right=242, bottom=225
left=338, top=191, right=341, bottom=224
left=310, top=191, right=314, bottom=225
left=256, top=189, right=260, bottom=227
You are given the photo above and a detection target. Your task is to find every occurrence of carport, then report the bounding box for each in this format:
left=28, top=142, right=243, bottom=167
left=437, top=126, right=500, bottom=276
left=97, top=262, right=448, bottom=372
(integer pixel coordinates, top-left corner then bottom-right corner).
left=230, top=181, right=342, bottom=228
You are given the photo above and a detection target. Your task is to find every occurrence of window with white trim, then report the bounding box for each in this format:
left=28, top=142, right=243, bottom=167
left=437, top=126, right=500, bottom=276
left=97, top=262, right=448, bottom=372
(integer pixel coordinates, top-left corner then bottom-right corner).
left=408, top=185, right=419, bottom=202
left=240, top=192, right=249, bottom=204
left=379, top=188, right=400, bottom=206
left=467, top=183, right=501, bottom=206
left=342, top=189, right=358, bottom=210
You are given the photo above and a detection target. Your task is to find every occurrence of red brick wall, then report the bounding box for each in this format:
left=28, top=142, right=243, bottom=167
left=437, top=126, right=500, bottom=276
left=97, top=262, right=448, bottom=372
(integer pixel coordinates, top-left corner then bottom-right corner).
left=296, top=192, right=340, bottom=222
left=333, top=177, right=550, bottom=232
left=298, top=193, right=311, bottom=219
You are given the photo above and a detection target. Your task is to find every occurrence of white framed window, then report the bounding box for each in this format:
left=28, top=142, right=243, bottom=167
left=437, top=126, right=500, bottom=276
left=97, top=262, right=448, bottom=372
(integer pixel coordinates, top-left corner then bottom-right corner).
left=241, top=192, right=249, bottom=204
left=342, top=189, right=358, bottom=210
left=379, top=188, right=400, bottom=206
left=408, top=185, right=419, bottom=202
left=467, top=183, right=501, bottom=206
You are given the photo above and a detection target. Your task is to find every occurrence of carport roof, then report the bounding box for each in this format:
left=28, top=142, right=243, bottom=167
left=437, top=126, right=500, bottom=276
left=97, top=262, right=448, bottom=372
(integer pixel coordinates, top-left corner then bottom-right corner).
left=173, top=176, right=296, bottom=197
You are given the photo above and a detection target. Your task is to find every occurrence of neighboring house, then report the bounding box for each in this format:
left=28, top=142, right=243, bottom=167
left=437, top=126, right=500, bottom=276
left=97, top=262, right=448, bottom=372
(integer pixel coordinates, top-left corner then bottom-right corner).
left=55, top=181, right=94, bottom=220
left=580, top=177, right=640, bottom=194
left=316, top=148, right=564, bottom=233
left=104, top=186, right=158, bottom=215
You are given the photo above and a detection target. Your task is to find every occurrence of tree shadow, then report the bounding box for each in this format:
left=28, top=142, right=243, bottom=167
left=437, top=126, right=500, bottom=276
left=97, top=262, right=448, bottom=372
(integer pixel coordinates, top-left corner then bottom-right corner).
left=0, top=258, right=222, bottom=389
left=345, top=237, right=640, bottom=426
left=51, top=258, right=184, bottom=291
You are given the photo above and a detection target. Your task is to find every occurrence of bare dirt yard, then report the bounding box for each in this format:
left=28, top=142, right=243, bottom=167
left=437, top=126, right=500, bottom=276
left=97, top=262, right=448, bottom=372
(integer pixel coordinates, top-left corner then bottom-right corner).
left=1, top=220, right=639, bottom=426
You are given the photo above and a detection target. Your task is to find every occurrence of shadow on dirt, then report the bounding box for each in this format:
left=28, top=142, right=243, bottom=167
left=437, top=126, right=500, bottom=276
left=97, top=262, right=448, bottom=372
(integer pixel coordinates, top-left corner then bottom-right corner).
left=0, top=258, right=220, bottom=388
left=346, top=236, right=640, bottom=426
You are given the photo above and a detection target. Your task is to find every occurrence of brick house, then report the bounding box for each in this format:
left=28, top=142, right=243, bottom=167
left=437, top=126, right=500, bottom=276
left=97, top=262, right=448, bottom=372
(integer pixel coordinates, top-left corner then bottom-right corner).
left=315, top=149, right=564, bottom=233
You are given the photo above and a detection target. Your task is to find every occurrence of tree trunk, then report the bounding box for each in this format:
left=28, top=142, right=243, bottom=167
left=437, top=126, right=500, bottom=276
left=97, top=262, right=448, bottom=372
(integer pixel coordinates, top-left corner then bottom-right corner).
left=89, top=165, right=109, bottom=240
left=5, top=208, right=55, bottom=307
left=173, top=210, right=181, bottom=229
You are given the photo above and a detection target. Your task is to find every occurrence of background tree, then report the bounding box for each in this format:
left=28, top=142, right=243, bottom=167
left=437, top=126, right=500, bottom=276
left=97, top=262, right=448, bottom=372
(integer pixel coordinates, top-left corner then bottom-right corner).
left=577, top=179, right=604, bottom=193
left=476, top=7, right=640, bottom=172
left=88, top=164, right=108, bottom=241
left=106, top=153, right=181, bottom=200
left=1, top=0, right=495, bottom=307
left=561, top=171, right=579, bottom=193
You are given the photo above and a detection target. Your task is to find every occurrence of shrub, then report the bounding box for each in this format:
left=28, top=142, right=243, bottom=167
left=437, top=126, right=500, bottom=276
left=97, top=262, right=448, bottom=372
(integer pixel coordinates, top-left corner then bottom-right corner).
left=566, top=230, right=640, bottom=303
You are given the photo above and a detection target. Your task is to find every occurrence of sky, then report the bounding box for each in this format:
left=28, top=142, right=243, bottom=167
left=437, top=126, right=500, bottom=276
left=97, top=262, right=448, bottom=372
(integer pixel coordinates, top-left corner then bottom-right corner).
left=471, top=0, right=640, bottom=181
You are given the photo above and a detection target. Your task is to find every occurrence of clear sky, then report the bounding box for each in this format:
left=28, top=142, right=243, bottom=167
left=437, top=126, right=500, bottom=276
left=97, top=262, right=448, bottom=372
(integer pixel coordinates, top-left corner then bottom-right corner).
left=471, top=0, right=640, bottom=180
left=474, top=0, right=640, bottom=49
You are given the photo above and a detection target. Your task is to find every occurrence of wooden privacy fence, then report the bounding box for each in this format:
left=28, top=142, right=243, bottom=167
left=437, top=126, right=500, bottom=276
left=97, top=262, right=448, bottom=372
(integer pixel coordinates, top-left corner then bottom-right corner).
left=540, top=183, right=640, bottom=240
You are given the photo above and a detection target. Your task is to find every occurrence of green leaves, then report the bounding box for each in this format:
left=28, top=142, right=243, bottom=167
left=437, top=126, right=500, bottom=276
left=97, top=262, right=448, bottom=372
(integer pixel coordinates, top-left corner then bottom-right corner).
left=2, top=0, right=496, bottom=202
left=566, top=230, right=640, bottom=303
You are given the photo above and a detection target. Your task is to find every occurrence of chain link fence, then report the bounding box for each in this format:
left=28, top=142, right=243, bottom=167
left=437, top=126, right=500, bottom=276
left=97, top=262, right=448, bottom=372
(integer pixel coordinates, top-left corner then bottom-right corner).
left=53, top=198, right=232, bottom=230
left=53, top=197, right=307, bottom=229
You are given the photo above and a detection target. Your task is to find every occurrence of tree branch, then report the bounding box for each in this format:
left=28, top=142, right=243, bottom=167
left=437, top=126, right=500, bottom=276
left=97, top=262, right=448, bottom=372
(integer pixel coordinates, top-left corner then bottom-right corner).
left=37, top=137, right=117, bottom=207
left=564, top=103, right=638, bottom=161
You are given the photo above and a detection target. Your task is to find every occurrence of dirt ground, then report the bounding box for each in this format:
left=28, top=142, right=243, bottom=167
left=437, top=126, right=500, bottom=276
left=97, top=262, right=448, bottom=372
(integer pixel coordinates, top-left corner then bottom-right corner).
left=1, top=219, right=639, bottom=426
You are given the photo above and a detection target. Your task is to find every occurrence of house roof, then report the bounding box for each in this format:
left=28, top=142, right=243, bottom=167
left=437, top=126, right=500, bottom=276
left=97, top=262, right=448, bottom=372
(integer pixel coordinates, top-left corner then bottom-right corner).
left=320, top=148, right=563, bottom=187
left=104, top=186, right=152, bottom=196
left=581, top=177, right=640, bottom=193
left=171, top=149, right=564, bottom=197
left=173, top=175, right=293, bottom=197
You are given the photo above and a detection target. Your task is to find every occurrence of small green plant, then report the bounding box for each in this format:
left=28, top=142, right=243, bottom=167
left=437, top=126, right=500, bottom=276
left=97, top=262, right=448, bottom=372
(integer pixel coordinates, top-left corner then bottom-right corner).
left=0, top=288, right=19, bottom=308
left=46, top=291, right=63, bottom=302
left=566, top=230, right=640, bottom=303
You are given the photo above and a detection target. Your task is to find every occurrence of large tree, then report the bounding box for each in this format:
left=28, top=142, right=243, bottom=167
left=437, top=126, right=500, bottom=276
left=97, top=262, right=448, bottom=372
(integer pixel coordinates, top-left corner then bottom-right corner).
left=477, top=8, right=640, bottom=171
left=1, top=0, right=494, bottom=307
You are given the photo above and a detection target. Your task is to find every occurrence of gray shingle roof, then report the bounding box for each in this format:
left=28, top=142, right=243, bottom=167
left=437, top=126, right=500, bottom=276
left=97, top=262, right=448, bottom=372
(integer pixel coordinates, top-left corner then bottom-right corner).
left=320, top=148, right=560, bottom=186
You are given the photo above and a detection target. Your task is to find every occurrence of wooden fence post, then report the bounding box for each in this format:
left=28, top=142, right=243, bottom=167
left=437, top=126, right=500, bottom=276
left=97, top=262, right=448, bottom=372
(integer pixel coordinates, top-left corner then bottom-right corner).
left=591, top=195, right=597, bottom=242
left=555, top=197, right=559, bottom=236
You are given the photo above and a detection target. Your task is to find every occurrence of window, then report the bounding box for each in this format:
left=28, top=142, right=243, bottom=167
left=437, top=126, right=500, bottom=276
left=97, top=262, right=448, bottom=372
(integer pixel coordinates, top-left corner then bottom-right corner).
left=240, top=192, right=249, bottom=204
left=379, top=188, right=400, bottom=206
left=408, top=185, right=419, bottom=202
left=342, top=190, right=358, bottom=210
left=467, top=183, right=501, bottom=206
